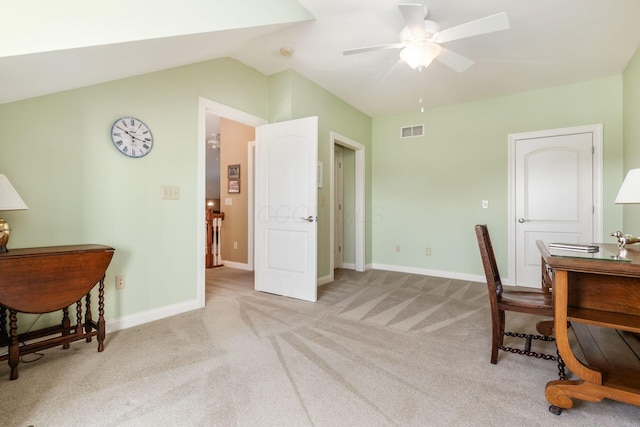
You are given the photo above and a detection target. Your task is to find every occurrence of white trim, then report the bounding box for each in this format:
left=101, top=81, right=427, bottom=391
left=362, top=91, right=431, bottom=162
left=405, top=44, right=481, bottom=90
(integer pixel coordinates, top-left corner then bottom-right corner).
left=340, top=262, right=356, bottom=270
left=247, top=141, right=255, bottom=270
left=106, top=299, right=200, bottom=333
left=198, top=97, right=267, bottom=306
left=220, top=260, right=252, bottom=271
left=318, top=274, right=333, bottom=286
left=329, top=132, right=365, bottom=283
left=506, top=123, right=603, bottom=285
left=372, top=263, right=485, bottom=284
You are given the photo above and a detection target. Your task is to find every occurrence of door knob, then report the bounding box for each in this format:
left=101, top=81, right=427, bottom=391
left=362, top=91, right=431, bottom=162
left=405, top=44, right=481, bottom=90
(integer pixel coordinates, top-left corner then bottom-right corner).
left=300, top=216, right=316, bottom=223
left=517, top=218, right=528, bottom=223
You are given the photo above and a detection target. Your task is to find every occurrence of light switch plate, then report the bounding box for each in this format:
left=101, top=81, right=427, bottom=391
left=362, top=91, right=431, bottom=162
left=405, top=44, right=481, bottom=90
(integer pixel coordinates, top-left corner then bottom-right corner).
left=162, top=185, right=180, bottom=200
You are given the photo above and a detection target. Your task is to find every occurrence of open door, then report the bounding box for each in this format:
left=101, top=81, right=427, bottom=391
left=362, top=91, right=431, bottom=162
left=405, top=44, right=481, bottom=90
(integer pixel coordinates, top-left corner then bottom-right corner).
left=255, top=116, right=318, bottom=302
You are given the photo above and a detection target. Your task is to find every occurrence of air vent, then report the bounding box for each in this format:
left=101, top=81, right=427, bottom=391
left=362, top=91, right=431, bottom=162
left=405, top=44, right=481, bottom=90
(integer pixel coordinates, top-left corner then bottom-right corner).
left=400, top=124, right=424, bottom=138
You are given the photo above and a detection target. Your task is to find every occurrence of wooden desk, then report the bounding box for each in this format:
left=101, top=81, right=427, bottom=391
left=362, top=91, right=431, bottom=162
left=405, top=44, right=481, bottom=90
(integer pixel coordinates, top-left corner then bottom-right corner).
left=537, top=240, right=640, bottom=412
left=0, top=244, right=114, bottom=380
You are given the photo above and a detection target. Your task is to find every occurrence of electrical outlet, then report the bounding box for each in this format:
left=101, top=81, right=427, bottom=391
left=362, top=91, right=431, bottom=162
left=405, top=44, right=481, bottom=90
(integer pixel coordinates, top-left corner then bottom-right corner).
left=395, top=245, right=400, bottom=253
left=233, top=241, right=238, bottom=249
left=425, top=247, right=432, bottom=256
left=115, top=275, right=125, bottom=290
left=482, top=200, right=489, bottom=209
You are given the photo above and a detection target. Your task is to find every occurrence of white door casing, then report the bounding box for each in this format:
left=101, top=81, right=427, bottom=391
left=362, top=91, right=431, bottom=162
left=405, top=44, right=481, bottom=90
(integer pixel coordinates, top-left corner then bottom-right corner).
left=255, top=116, right=318, bottom=302
left=334, top=145, right=344, bottom=269
left=508, top=124, right=603, bottom=288
left=329, top=132, right=365, bottom=277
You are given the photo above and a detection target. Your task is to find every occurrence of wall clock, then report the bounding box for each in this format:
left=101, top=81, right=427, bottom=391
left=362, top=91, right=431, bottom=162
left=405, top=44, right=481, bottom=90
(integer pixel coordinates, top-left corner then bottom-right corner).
left=110, top=117, right=153, bottom=158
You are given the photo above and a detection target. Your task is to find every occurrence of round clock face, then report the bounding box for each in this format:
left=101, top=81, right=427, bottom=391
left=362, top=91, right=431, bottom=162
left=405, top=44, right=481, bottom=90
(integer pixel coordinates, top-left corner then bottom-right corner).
left=110, top=117, right=153, bottom=158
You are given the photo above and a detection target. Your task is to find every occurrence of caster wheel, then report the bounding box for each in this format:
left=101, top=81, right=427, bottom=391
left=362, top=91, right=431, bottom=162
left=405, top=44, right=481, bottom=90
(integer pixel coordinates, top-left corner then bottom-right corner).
left=549, top=405, right=562, bottom=415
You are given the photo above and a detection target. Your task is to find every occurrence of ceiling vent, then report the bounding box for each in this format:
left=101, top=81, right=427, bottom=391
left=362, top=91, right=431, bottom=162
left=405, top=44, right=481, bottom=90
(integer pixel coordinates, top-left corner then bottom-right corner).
left=401, top=124, right=424, bottom=138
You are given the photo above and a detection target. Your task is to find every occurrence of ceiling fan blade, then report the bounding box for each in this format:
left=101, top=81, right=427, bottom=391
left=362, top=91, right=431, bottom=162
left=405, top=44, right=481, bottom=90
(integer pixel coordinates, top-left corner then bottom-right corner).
left=435, top=12, right=509, bottom=43
left=343, top=43, right=404, bottom=55
left=398, top=3, right=426, bottom=38
left=380, top=59, right=404, bottom=83
left=436, top=47, right=474, bottom=72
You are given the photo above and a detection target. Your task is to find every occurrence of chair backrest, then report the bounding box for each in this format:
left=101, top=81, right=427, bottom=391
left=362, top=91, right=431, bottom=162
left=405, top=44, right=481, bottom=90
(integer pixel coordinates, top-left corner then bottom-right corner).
left=475, top=224, right=503, bottom=305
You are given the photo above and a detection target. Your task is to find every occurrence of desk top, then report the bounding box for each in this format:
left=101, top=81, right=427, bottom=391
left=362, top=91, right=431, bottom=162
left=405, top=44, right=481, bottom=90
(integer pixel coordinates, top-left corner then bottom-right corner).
left=537, top=240, right=640, bottom=278
left=0, top=244, right=114, bottom=260
left=0, top=244, right=114, bottom=313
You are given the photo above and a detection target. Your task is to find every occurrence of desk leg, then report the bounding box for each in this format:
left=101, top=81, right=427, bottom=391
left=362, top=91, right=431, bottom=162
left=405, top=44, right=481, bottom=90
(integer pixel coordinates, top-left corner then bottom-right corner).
left=85, top=292, right=93, bottom=342
left=97, top=276, right=105, bottom=352
left=546, top=270, right=603, bottom=410
left=8, top=310, right=19, bottom=380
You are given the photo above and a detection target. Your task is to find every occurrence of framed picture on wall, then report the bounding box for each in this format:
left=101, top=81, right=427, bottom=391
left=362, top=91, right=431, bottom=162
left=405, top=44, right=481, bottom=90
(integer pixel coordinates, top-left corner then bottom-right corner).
left=228, top=164, right=240, bottom=180
left=228, top=179, right=240, bottom=194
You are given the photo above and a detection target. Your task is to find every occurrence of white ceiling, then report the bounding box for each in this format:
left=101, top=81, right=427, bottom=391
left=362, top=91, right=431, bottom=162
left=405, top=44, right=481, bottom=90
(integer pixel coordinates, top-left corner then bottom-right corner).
left=3, top=1, right=640, bottom=118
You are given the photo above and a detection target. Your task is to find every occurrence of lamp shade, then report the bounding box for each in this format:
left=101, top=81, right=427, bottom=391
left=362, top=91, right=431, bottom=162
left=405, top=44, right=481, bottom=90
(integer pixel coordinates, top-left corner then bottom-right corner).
left=0, top=174, right=28, bottom=210
left=615, top=168, right=640, bottom=204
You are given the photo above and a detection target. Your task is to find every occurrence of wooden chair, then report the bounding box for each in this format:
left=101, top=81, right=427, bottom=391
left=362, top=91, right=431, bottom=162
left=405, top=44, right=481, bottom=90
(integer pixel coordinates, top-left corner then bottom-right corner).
left=474, top=224, right=561, bottom=370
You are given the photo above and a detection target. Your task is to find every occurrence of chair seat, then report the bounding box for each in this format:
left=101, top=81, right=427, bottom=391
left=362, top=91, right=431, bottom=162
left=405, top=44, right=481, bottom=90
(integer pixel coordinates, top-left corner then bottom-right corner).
left=500, top=291, right=553, bottom=313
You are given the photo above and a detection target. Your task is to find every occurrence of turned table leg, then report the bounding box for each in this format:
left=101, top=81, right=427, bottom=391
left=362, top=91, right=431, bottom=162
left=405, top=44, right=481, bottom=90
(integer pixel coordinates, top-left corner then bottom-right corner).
left=8, top=310, right=19, bottom=380
left=85, top=292, right=93, bottom=343
left=0, top=307, right=8, bottom=346
left=97, top=276, right=105, bottom=352
left=62, top=307, right=71, bottom=349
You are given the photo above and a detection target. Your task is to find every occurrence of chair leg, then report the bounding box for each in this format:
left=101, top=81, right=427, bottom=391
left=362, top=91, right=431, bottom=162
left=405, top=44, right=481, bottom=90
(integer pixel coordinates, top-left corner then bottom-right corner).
left=490, top=310, right=505, bottom=364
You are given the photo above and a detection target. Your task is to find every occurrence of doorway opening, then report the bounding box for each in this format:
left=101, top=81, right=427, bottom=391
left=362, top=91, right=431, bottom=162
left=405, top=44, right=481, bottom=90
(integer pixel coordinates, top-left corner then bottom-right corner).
left=330, top=132, right=365, bottom=281
left=197, top=97, right=266, bottom=307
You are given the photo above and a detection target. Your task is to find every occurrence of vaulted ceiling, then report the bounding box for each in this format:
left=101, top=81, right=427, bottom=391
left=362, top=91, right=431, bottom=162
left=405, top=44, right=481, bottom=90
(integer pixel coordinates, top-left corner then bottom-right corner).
left=2, top=1, right=640, bottom=117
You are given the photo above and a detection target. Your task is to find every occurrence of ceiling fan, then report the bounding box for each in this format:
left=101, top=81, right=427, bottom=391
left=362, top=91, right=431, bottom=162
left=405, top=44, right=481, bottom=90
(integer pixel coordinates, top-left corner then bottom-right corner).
left=343, top=3, right=510, bottom=73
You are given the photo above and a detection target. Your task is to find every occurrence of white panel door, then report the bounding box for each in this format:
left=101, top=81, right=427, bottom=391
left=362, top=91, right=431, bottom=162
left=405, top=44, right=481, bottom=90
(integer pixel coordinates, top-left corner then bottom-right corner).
left=255, top=116, right=318, bottom=302
left=515, top=132, right=593, bottom=287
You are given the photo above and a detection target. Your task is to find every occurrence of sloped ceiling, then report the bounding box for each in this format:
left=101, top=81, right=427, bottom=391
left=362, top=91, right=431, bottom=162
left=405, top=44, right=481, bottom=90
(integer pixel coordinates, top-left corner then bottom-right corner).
left=2, top=1, right=640, bottom=117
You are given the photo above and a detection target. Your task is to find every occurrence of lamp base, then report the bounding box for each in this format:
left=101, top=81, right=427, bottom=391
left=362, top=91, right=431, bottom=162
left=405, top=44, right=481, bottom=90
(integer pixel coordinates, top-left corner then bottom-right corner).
left=0, top=217, right=11, bottom=252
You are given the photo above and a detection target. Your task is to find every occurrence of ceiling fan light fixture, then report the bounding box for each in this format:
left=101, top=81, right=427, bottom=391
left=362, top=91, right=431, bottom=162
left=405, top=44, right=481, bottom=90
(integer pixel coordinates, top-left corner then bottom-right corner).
left=400, top=41, right=442, bottom=70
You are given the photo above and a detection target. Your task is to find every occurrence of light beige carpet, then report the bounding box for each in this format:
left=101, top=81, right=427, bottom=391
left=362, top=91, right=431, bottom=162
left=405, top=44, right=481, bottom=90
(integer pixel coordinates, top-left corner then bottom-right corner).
left=1, top=268, right=639, bottom=426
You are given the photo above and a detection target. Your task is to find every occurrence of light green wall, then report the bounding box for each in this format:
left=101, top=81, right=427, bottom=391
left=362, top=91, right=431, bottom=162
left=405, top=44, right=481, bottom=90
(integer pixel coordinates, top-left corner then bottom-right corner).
left=0, top=58, right=268, bottom=326
left=623, top=47, right=640, bottom=232
left=268, top=70, right=373, bottom=278
left=1, top=49, right=634, bottom=329
left=372, top=76, right=624, bottom=278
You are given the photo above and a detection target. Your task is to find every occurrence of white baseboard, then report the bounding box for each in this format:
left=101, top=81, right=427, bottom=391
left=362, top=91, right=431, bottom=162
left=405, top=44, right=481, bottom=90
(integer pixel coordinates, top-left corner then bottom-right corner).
left=318, top=274, right=333, bottom=286
left=220, top=260, right=252, bottom=271
left=106, top=299, right=201, bottom=333
left=339, top=262, right=356, bottom=270
left=371, top=263, right=485, bottom=283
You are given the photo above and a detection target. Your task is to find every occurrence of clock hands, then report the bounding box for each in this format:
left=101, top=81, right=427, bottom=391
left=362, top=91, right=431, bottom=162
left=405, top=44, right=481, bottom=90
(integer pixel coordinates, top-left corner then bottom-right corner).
left=115, top=125, right=148, bottom=144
